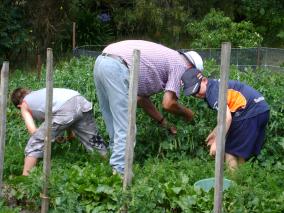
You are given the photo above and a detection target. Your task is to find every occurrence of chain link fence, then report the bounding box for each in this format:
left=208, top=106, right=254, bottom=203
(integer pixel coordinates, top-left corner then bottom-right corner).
left=74, top=46, right=284, bottom=72
left=194, top=47, right=284, bottom=72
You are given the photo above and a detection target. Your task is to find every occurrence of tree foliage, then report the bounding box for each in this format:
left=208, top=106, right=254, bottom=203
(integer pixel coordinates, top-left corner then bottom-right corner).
left=0, top=0, right=283, bottom=66
left=186, top=9, right=263, bottom=48
left=68, top=0, right=114, bottom=46
left=240, top=0, right=284, bottom=46
left=0, top=1, right=29, bottom=63
left=112, top=0, right=191, bottom=48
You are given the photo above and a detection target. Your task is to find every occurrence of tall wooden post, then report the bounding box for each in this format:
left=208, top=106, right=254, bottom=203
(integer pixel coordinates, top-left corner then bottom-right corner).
left=213, top=42, right=231, bottom=213
left=37, top=54, right=42, bottom=80
left=123, top=49, right=140, bottom=191
left=41, top=48, right=53, bottom=213
left=256, top=47, right=260, bottom=69
left=72, top=22, right=76, bottom=49
left=0, top=62, right=9, bottom=198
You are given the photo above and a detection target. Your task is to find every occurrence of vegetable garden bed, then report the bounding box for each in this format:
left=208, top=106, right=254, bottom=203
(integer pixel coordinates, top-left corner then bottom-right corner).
left=1, top=57, right=284, bottom=212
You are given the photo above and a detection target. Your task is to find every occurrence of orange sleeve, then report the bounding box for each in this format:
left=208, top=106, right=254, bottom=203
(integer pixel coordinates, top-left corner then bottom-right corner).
left=227, top=89, right=247, bottom=112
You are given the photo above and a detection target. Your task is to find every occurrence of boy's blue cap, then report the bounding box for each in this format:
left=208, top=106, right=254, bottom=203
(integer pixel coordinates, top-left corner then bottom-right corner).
left=181, top=68, right=203, bottom=96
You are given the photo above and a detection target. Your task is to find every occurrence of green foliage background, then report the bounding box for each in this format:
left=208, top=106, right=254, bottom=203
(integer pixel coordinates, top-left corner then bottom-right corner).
left=0, top=0, right=283, bottom=66
left=1, top=57, right=284, bottom=212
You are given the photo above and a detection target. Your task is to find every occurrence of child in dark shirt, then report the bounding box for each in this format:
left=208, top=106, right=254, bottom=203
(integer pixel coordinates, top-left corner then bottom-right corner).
left=181, top=68, right=270, bottom=170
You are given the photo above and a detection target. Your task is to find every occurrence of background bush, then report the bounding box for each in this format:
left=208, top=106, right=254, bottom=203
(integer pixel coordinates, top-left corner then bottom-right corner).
left=1, top=0, right=283, bottom=68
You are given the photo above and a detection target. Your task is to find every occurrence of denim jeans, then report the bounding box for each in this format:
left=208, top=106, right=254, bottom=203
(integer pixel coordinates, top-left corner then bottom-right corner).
left=94, top=55, right=130, bottom=174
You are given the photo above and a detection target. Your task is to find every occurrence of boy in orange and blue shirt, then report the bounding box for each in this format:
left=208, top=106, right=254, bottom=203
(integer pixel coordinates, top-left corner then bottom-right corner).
left=181, top=68, right=270, bottom=169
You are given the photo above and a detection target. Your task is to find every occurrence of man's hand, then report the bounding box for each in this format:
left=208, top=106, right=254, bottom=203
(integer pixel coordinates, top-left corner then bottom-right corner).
left=182, top=108, right=194, bottom=122
left=160, top=118, right=177, bottom=135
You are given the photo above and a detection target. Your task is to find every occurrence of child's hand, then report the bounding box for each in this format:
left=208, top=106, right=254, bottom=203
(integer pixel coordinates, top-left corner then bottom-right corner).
left=207, top=138, right=215, bottom=146
left=206, top=131, right=216, bottom=145
left=209, top=142, right=216, bottom=156
left=55, top=136, right=66, bottom=144
left=67, top=130, right=76, bottom=140
left=55, top=131, right=75, bottom=144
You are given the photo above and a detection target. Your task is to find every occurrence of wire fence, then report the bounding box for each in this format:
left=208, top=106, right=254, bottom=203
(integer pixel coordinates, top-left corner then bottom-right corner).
left=73, top=46, right=284, bottom=72
left=194, top=47, right=284, bottom=72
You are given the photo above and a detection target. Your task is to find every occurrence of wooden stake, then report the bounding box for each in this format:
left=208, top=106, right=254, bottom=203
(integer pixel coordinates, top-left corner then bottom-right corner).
left=37, top=54, right=42, bottom=80
left=41, top=48, right=53, bottom=213
left=0, top=62, right=9, bottom=198
left=213, top=42, right=231, bottom=213
left=256, top=47, right=260, bottom=69
left=123, top=49, right=140, bottom=191
left=72, top=22, right=76, bottom=49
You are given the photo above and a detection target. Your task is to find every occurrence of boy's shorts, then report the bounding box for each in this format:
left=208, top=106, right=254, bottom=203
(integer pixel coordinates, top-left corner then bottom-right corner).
left=24, top=96, right=107, bottom=158
left=225, top=111, right=269, bottom=160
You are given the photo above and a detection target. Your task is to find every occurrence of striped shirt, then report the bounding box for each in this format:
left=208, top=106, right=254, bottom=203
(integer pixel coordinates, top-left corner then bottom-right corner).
left=103, top=40, right=188, bottom=97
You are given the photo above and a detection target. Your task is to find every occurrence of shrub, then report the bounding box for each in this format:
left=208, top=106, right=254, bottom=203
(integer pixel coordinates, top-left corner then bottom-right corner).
left=187, top=9, right=263, bottom=48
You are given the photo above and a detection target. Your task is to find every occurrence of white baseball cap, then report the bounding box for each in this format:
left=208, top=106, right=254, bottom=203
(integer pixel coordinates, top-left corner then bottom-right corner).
left=183, top=51, right=204, bottom=71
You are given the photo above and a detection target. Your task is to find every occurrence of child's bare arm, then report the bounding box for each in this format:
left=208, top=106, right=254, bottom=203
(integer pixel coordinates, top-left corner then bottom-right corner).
left=207, top=106, right=232, bottom=156
left=206, top=128, right=217, bottom=144
left=206, top=106, right=232, bottom=143
left=21, top=102, right=37, bottom=135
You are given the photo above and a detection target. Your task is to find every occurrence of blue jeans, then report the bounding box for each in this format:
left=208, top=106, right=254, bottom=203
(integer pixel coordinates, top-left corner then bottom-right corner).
left=94, top=55, right=129, bottom=174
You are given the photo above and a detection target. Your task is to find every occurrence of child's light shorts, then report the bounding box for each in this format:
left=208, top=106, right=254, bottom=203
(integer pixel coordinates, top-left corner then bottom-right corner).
left=24, top=96, right=107, bottom=158
left=225, top=111, right=270, bottom=160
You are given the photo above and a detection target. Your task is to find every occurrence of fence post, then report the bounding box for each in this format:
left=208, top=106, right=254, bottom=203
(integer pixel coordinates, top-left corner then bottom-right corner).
left=41, top=48, right=53, bottom=213
left=72, top=22, right=76, bottom=50
left=123, top=49, right=140, bottom=191
left=256, top=46, right=260, bottom=69
left=0, top=62, right=9, bottom=198
left=37, top=54, right=42, bottom=80
left=213, top=42, right=231, bottom=213
left=264, top=47, right=267, bottom=68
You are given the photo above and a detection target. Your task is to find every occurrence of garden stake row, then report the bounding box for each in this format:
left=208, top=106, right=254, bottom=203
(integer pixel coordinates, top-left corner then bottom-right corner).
left=123, top=49, right=140, bottom=190
left=41, top=48, right=53, bottom=213
left=37, top=54, right=42, bottom=80
left=73, top=22, right=76, bottom=49
left=0, top=61, right=9, bottom=198
left=213, top=42, right=231, bottom=213
left=121, top=49, right=140, bottom=212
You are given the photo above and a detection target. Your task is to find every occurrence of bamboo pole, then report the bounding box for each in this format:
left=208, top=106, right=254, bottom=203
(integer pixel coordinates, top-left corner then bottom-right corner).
left=41, top=48, right=53, bottom=213
left=0, top=62, right=9, bottom=198
left=123, top=49, right=140, bottom=191
left=213, top=42, right=231, bottom=213
left=72, top=22, right=76, bottom=49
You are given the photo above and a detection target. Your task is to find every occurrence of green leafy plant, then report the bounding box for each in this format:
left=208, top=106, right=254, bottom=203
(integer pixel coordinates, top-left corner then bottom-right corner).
left=187, top=9, right=263, bottom=48
left=2, top=56, right=284, bottom=212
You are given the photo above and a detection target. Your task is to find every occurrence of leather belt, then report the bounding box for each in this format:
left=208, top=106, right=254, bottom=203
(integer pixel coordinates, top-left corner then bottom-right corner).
left=101, top=53, right=128, bottom=68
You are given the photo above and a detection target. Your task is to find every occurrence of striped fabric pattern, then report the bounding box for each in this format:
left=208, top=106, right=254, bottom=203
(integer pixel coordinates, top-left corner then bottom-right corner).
left=103, top=40, right=188, bottom=97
